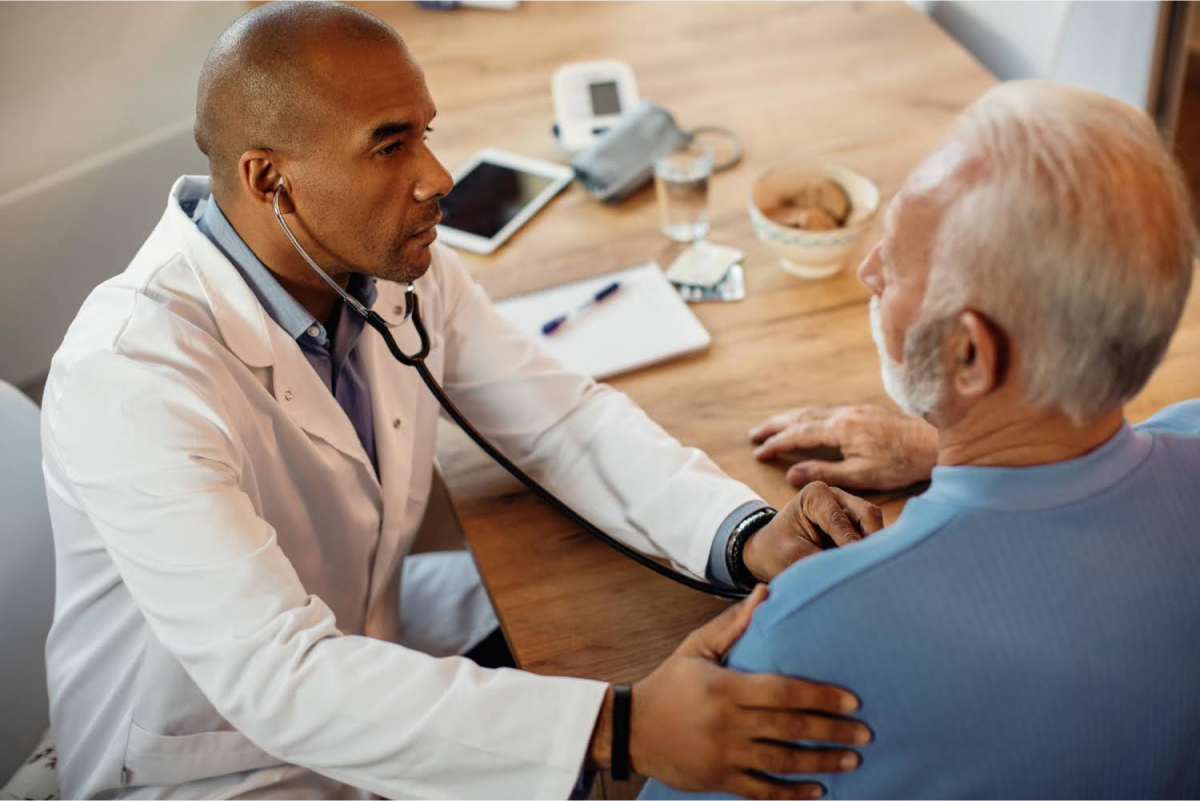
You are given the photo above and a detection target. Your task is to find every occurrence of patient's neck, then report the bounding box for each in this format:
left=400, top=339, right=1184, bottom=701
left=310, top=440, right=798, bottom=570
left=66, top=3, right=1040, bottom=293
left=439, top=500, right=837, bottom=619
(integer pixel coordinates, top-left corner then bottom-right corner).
left=935, top=401, right=1126, bottom=469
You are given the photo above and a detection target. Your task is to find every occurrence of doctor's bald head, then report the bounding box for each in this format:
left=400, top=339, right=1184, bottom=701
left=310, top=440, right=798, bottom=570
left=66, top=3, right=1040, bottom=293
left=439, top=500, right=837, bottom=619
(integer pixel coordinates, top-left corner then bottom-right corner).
left=194, top=1, right=409, bottom=200
left=193, top=1, right=452, bottom=284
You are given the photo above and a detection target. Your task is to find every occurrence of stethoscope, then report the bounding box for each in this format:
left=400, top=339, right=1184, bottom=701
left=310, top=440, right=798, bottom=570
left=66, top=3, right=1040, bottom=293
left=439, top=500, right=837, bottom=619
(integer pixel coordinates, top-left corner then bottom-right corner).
left=273, top=182, right=748, bottom=600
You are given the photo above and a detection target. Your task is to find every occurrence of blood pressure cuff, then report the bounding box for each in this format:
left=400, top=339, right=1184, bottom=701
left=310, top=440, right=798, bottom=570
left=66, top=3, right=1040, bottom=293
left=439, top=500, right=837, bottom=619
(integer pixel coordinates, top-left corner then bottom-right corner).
left=571, top=100, right=691, bottom=204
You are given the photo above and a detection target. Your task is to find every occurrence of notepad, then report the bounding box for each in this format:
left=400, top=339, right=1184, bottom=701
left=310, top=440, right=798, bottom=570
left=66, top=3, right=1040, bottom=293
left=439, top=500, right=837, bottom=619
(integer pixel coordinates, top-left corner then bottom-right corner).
left=493, top=262, right=711, bottom=380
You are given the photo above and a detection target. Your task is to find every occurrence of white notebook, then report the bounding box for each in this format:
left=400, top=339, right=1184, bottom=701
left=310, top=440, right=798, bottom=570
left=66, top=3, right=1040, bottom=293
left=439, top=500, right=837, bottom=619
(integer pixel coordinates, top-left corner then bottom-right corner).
left=493, top=262, right=711, bottom=380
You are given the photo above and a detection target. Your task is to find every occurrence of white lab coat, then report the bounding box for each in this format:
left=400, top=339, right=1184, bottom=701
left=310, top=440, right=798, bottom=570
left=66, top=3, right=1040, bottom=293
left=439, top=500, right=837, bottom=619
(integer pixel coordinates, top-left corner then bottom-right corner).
left=39, top=176, right=761, bottom=799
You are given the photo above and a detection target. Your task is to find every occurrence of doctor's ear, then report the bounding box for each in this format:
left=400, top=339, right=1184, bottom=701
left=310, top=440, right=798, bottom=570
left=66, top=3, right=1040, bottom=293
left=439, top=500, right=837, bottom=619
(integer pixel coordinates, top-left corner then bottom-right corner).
left=237, top=150, right=292, bottom=212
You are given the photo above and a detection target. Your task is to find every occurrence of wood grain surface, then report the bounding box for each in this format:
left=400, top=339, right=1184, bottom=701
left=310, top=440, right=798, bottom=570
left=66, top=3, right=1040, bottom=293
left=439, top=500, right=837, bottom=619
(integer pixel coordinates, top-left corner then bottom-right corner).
left=366, top=1, right=1200, bottom=685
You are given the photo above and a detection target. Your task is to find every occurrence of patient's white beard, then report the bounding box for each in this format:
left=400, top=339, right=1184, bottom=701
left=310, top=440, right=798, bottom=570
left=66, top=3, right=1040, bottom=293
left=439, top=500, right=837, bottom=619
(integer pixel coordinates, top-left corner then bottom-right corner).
left=870, top=295, right=947, bottom=419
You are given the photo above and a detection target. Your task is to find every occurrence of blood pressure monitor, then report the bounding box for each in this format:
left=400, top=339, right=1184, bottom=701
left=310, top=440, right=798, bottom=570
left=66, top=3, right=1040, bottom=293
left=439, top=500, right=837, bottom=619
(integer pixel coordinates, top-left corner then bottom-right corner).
left=552, top=60, right=639, bottom=155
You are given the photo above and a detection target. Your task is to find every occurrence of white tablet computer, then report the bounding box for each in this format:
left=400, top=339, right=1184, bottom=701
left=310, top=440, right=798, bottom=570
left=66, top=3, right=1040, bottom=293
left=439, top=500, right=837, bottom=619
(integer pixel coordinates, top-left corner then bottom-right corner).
left=436, top=149, right=574, bottom=255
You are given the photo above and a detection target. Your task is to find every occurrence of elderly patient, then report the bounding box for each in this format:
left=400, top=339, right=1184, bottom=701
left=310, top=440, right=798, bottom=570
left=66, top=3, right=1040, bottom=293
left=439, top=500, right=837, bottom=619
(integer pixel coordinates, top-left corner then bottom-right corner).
left=644, top=80, right=1200, bottom=799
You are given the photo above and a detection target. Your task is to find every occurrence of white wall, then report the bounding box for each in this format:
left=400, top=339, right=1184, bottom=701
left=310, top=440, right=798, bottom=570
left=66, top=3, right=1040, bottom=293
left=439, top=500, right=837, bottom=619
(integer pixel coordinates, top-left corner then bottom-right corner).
left=916, top=1, right=1072, bottom=81
left=919, top=1, right=1161, bottom=111
left=0, top=1, right=243, bottom=388
left=1052, top=2, right=1160, bottom=110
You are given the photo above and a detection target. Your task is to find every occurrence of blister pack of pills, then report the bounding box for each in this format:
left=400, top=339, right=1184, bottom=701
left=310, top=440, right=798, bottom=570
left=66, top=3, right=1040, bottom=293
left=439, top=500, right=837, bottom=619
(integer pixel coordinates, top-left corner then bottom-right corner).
left=664, top=240, right=746, bottom=303
left=665, top=240, right=744, bottom=287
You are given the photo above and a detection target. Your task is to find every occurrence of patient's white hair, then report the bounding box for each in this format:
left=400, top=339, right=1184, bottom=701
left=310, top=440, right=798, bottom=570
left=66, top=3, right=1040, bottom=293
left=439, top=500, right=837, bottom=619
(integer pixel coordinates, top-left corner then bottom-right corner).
left=919, top=80, right=1195, bottom=424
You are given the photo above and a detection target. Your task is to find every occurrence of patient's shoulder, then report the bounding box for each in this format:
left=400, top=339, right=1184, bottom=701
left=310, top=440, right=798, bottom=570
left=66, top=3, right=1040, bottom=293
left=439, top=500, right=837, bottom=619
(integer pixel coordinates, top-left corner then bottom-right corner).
left=742, top=498, right=961, bottom=644
left=1135, top=399, right=1200, bottom=436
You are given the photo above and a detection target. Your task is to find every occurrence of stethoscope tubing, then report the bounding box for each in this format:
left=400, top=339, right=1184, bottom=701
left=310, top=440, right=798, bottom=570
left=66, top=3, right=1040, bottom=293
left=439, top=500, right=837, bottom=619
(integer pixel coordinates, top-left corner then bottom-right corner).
left=275, top=184, right=748, bottom=600
left=366, top=307, right=748, bottom=600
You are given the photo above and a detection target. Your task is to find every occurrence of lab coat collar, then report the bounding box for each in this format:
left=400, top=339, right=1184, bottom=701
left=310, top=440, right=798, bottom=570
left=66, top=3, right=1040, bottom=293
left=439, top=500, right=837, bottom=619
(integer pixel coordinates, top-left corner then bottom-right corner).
left=165, top=176, right=382, bottom=481
left=167, top=176, right=275, bottom=369
left=168, top=175, right=418, bottom=357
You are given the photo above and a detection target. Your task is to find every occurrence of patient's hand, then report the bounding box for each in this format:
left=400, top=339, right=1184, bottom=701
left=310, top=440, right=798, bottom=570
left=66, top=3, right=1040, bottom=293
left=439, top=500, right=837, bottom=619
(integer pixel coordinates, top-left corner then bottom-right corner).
left=750, top=403, right=938, bottom=491
left=743, top=482, right=884, bottom=581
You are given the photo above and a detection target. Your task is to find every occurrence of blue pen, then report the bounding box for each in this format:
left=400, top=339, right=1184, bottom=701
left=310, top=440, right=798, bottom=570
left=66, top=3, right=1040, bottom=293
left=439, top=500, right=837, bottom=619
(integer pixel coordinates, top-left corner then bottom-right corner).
left=541, top=281, right=622, bottom=335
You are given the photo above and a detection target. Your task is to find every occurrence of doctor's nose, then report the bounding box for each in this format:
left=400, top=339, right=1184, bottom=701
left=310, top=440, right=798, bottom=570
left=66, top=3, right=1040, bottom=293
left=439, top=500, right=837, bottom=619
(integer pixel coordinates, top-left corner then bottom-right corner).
left=415, top=152, right=454, bottom=203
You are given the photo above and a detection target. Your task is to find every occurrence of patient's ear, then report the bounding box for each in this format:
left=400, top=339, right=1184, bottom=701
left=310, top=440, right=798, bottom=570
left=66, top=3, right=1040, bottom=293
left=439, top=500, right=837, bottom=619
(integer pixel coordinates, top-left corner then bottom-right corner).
left=949, top=310, right=1003, bottom=400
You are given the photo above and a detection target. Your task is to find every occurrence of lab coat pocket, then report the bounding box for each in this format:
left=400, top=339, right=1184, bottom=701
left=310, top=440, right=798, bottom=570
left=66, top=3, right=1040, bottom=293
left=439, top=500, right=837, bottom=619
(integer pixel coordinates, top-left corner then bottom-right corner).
left=123, top=722, right=285, bottom=787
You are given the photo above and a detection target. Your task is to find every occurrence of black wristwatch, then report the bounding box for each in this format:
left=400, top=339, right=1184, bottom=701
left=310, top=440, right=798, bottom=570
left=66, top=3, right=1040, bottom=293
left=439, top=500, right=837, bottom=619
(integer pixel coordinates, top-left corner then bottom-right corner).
left=725, top=507, right=777, bottom=590
left=611, top=683, right=633, bottom=780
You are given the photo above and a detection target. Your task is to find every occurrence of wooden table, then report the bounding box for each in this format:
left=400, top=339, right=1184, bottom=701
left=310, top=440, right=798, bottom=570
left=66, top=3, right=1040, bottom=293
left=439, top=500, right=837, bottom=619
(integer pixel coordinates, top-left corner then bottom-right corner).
left=371, top=2, right=1200, bottom=684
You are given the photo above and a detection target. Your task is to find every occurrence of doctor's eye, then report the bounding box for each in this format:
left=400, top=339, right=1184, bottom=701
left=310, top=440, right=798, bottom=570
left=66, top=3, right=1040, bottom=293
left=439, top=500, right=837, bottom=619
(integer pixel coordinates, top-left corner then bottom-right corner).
left=424, top=126, right=434, bottom=141
left=377, top=141, right=403, bottom=157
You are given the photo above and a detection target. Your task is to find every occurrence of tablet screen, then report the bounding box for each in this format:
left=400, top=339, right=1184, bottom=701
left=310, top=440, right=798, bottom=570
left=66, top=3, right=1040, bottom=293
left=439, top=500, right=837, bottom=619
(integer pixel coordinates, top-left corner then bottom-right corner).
left=439, top=160, right=557, bottom=240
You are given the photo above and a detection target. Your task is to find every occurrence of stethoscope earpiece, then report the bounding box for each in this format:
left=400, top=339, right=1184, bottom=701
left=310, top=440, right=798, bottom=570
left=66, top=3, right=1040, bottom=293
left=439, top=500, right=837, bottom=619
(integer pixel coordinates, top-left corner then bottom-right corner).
left=270, top=181, right=406, bottom=324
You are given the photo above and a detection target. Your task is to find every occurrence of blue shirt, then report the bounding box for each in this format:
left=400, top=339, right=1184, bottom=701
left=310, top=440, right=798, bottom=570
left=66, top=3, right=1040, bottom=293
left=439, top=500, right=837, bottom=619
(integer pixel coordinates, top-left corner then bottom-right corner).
left=193, top=197, right=380, bottom=475
left=643, top=400, right=1200, bottom=799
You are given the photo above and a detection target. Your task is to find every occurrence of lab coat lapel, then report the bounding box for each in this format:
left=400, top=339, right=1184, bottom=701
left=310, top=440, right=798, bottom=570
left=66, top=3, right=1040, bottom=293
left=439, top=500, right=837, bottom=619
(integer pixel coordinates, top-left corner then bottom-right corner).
left=361, top=284, right=424, bottom=597
left=168, top=177, right=272, bottom=371
left=168, top=176, right=381, bottom=483
left=267, top=323, right=383, bottom=484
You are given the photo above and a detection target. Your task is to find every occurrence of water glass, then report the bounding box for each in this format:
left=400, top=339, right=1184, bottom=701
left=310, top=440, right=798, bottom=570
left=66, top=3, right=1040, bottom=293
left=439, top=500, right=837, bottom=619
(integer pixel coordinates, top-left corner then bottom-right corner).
left=654, top=141, right=713, bottom=242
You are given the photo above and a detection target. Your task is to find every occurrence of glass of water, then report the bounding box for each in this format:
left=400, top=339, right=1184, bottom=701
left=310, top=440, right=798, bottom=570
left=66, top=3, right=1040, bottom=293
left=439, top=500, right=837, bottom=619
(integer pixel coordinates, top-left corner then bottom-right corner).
left=654, top=140, right=713, bottom=242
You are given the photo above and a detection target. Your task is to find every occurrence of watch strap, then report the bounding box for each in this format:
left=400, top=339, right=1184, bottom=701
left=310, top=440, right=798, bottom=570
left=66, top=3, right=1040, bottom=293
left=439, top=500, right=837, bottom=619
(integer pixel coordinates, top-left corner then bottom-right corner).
left=726, top=507, right=777, bottom=590
left=611, top=683, right=633, bottom=780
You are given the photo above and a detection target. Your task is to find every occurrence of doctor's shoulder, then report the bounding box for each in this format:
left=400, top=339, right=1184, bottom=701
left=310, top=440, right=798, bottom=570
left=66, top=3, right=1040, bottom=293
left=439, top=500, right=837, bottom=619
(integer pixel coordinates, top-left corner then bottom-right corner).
left=76, top=251, right=243, bottom=366
left=45, top=258, right=247, bottom=437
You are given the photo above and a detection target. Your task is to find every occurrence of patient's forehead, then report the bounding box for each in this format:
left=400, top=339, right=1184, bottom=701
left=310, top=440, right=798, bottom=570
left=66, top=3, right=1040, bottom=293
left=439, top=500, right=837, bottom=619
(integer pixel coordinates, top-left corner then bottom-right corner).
left=906, top=139, right=974, bottom=194
left=886, top=140, right=988, bottom=286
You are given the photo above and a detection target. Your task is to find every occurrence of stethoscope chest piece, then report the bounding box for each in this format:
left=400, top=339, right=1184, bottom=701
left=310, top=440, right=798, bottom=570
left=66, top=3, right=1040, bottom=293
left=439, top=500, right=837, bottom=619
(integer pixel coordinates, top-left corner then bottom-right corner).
left=366, top=287, right=430, bottom=367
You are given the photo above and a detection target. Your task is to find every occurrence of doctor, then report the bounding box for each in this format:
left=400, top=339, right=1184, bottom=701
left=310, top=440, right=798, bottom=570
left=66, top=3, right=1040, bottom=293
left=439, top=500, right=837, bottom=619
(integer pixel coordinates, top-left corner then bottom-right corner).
left=40, top=3, right=876, bottom=799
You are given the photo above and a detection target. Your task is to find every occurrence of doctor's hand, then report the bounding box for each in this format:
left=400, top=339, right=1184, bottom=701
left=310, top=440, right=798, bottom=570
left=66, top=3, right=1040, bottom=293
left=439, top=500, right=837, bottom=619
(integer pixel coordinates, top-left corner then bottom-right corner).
left=742, top=482, right=884, bottom=582
left=594, top=584, right=869, bottom=800
left=750, top=403, right=938, bottom=491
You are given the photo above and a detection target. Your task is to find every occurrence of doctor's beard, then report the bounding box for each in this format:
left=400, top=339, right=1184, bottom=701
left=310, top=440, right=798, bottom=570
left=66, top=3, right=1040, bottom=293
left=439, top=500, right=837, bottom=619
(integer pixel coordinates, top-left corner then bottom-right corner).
left=378, top=203, right=443, bottom=285
left=870, top=294, right=952, bottom=420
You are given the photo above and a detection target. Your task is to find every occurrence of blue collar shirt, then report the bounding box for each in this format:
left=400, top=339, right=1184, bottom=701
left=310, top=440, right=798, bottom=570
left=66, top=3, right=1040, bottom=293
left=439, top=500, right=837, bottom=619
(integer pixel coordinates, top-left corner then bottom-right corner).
left=193, top=196, right=379, bottom=475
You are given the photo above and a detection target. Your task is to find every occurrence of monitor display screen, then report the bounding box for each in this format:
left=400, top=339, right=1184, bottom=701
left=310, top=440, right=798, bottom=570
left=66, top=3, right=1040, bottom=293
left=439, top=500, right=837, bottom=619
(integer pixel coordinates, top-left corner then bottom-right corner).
left=588, top=80, right=622, bottom=116
left=439, top=161, right=556, bottom=240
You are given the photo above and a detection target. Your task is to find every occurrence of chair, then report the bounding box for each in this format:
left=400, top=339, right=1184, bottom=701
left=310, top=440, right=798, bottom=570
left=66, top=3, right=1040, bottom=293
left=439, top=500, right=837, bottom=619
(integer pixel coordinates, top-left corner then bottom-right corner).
left=0, top=381, right=55, bottom=783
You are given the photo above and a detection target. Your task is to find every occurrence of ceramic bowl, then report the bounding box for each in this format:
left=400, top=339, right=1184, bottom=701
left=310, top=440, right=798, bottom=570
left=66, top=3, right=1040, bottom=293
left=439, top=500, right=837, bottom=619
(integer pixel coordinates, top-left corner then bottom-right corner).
left=748, top=162, right=881, bottom=279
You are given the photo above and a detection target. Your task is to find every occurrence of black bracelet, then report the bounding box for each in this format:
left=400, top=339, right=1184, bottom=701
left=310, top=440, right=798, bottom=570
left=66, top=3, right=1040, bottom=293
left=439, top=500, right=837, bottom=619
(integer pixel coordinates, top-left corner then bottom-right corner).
left=726, top=508, right=777, bottom=590
left=611, top=683, right=633, bottom=781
